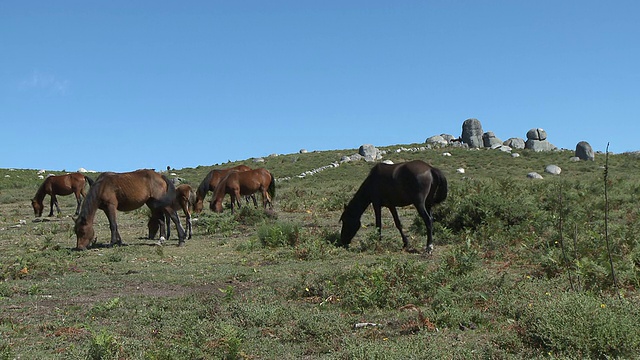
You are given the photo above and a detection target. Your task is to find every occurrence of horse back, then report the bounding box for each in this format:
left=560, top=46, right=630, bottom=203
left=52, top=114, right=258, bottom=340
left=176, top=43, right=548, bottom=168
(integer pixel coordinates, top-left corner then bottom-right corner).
left=91, top=169, right=172, bottom=211
left=46, top=173, right=78, bottom=196
left=370, top=161, right=434, bottom=206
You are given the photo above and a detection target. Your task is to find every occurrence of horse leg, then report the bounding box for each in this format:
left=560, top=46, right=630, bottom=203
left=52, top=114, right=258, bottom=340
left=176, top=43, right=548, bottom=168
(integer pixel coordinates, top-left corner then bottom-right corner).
left=164, top=207, right=186, bottom=246
left=104, top=206, right=123, bottom=246
left=231, top=190, right=241, bottom=214
left=186, top=211, right=192, bottom=239
left=74, top=193, right=82, bottom=215
left=416, top=203, right=435, bottom=254
left=48, top=195, right=57, bottom=216
left=373, top=203, right=383, bottom=240
left=388, top=206, right=411, bottom=250
left=182, top=203, right=192, bottom=239
left=262, top=189, right=272, bottom=209
left=252, top=194, right=258, bottom=207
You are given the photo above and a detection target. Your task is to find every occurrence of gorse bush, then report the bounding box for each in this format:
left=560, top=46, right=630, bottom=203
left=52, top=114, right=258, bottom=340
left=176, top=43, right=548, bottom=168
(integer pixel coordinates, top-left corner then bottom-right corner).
left=257, top=221, right=300, bottom=248
left=333, top=257, right=432, bottom=311
left=520, top=291, right=640, bottom=358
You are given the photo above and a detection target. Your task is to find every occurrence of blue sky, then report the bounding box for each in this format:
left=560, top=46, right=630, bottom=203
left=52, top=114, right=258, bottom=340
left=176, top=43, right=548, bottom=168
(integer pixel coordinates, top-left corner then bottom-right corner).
left=1, top=1, right=638, bottom=172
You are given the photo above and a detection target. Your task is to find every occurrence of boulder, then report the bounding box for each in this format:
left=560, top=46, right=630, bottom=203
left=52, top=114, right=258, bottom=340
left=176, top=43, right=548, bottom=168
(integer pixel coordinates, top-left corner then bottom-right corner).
left=527, top=172, right=544, bottom=179
left=359, top=144, right=382, bottom=162
left=461, top=118, right=484, bottom=148
left=482, top=131, right=503, bottom=148
left=575, top=141, right=595, bottom=161
left=525, top=139, right=557, bottom=152
left=440, top=134, right=456, bottom=143
left=526, top=128, right=547, bottom=141
left=426, top=135, right=448, bottom=147
left=504, top=137, right=525, bottom=149
left=545, top=165, right=562, bottom=175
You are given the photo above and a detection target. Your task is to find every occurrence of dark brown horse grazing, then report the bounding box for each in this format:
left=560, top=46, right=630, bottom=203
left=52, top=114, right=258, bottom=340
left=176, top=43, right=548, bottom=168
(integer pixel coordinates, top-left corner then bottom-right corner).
left=31, top=172, right=95, bottom=217
left=339, top=160, right=447, bottom=254
left=74, top=169, right=186, bottom=250
left=210, top=168, right=275, bottom=214
left=148, top=183, right=196, bottom=240
left=194, top=165, right=252, bottom=213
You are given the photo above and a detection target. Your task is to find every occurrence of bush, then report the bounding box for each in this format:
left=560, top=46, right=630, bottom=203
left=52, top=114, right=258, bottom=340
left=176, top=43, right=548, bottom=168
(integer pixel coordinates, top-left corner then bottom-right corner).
left=521, top=292, right=640, bottom=358
left=257, top=221, right=300, bottom=248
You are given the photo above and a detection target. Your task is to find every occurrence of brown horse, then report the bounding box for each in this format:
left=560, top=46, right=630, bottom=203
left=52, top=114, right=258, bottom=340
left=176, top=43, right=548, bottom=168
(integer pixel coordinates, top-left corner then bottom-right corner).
left=31, top=172, right=95, bottom=217
left=194, top=165, right=253, bottom=213
left=339, top=160, right=447, bottom=254
left=148, top=183, right=196, bottom=240
left=74, top=169, right=186, bottom=250
left=210, top=168, right=275, bottom=214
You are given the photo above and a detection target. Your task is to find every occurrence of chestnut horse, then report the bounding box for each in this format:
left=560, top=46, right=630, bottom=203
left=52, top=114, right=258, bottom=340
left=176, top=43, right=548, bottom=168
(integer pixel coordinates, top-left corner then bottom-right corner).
left=148, top=183, right=196, bottom=240
left=31, top=172, right=95, bottom=217
left=210, top=168, right=275, bottom=214
left=194, top=165, right=252, bottom=213
left=339, top=160, right=447, bottom=254
left=74, top=169, right=186, bottom=250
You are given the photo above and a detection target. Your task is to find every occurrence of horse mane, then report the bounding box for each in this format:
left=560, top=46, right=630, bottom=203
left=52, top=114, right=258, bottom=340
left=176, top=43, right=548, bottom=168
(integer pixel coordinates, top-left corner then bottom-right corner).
left=32, top=179, right=48, bottom=202
left=84, top=175, right=95, bottom=187
left=343, top=174, right=373, bottom=218
left=77, top=177, right=102, bottom=220
left=196, top=170, right=215, bottom=200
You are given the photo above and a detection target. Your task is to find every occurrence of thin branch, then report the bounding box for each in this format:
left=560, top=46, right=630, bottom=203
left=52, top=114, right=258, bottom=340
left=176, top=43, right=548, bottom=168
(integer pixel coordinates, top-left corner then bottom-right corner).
left=558, top=184, right=575, bottom=291
left=603, top=142, right=620, bottom=298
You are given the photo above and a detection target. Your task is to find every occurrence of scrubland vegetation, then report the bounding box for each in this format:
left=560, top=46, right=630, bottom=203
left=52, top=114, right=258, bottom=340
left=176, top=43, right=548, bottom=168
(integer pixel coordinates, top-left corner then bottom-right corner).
left=1, top=145, right=639, bottom=359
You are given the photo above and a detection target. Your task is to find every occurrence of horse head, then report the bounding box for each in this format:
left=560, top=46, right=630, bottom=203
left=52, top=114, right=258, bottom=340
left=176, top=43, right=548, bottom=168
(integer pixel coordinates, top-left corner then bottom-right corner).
left=31, top=199, right=43, bottom=217
left=74, top=215, right=96, bottom=250
left=193, top=199, right=204, bottom=214
left=338, top=206, right=361, bottom=248
left=210, top=199, right=224, bottom=213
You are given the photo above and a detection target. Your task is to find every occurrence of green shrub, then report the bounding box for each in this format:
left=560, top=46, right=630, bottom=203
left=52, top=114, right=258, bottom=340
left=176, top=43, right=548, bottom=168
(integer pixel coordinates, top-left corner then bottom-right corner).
left=521, top=292, right=640, bottom=358
left=87, top=330, right=121, bottom=360
left=257, top=221, right=300, bottom=248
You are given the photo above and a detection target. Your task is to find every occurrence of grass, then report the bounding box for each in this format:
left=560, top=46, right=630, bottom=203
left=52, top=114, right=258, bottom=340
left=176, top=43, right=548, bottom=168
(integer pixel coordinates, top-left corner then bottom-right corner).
left=1, top=145, right=639, bottom=358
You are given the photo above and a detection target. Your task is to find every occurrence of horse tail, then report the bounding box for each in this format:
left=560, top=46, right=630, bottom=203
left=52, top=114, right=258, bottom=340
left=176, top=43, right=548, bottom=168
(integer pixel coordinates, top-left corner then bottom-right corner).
left=188, top=186, right=197, bottom=208
left=267, top=171, right=276, bottom=199
left=84, top=175, right=95, bottom=187
left=430, top=167, right=448, bottom=205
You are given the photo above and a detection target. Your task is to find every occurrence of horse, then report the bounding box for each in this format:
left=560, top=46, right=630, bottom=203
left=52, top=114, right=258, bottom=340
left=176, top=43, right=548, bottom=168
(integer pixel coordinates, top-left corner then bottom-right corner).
left=193, top=165, right=253, bottom=213
left=31, top=172, right=95, bottom=217
left=210, top=168, right=275, bottom=214
left=73, top=169, right=186, bottom=250
left=148, top=183, right=196, bottom=240
left=338, top=160, right=448, bottom=254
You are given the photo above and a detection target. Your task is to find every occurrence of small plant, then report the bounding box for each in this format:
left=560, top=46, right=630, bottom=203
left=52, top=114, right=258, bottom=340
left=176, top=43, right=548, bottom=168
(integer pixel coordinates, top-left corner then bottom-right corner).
left=87, top=330, right=120, bottom=360
left=90, top=297, right=122, bottom=317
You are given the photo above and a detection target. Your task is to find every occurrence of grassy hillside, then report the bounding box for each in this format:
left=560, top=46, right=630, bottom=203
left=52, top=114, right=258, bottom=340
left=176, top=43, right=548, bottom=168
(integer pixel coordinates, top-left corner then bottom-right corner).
left=1, top=145, right=639, bottom=359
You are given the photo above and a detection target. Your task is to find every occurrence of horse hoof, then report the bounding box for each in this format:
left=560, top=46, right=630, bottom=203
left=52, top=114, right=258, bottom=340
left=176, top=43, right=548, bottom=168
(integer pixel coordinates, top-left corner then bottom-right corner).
left=178, top=241, right=185, bottom=247
left=425, top=244, right=435, bottom=255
